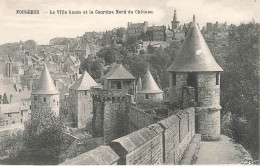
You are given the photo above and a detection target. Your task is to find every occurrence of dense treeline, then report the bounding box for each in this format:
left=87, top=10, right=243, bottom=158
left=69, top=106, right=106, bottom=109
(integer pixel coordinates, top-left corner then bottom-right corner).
left=220, top=23, right=259, bottom=160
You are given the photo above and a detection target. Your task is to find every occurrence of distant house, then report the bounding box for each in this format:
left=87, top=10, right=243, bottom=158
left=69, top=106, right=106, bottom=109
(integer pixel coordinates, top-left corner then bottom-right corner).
left=146, top=25, right=166, bottom=41
left=127, top=21, right=148, bottom=38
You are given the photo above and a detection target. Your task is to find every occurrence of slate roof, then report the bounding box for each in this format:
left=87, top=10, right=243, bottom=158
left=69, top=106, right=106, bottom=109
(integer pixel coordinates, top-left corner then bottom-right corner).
left=167, top=22, right=223, bottom=72
left=103, top=64, right=135, bottom=80
left=31, top=64, right=59, bottom=95
left=69, top=70, right=99, bottom=90
left=138, top=69, right=163, bottom=94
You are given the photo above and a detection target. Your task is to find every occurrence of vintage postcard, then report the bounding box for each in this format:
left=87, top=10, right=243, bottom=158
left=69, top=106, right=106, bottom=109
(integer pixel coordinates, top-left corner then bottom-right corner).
left=0, top=0, right=259, bottom=165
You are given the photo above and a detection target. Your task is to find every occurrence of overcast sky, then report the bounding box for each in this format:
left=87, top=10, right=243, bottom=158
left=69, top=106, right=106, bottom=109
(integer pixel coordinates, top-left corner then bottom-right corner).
left=0, top=0, right=259, bottom=45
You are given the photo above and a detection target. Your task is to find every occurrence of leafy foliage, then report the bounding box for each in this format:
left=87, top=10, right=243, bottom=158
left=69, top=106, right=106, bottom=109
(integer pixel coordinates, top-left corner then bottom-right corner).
left=220, top=23, right=259, bottom=159
left=0, top=110, right=72, bottom=165
left=96, top=47, right=122, bottom=65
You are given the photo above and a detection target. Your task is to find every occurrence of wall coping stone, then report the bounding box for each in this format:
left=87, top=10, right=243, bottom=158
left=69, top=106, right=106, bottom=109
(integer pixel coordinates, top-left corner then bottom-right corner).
left=61, top=146, right=119, bottom=165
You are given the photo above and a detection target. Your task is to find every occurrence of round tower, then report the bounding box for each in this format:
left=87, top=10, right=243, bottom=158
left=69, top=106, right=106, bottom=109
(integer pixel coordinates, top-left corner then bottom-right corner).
left=31, top=64, right=60, bottom=117
left=137, top=69, right=163, bottom=104
left=167, top=15, right=223, bottom=141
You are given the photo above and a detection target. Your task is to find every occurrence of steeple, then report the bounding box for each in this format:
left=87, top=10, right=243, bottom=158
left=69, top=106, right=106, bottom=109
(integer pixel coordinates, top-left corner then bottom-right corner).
left=172, top=9, right=180, bottom=30
left=173, top=9, right=177, bottom=22
left=139, top=69, right=163, bottom=94
left=70, top=70, right=99, bottom=90
left=167, top=18, right=223, bottom=72
left=32, top=64, right=59, bottom=95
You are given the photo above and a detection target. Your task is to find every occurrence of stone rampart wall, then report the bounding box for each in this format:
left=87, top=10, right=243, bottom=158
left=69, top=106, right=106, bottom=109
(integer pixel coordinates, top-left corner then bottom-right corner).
left=61, top=108, right=195, bottom=165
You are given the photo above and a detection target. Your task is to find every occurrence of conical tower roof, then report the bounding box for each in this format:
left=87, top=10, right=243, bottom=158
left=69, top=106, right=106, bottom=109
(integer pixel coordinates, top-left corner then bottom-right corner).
left=136, top=76, right=142, bottom=91
left=69, top=70, right=99, bottom=90
left=32, top=64, right=59, bottom=95
left=139, top=69, right=163, bottom=94
left=167, top=19, right=223, bottom=72
left=103, top=64, right=135, bottom=80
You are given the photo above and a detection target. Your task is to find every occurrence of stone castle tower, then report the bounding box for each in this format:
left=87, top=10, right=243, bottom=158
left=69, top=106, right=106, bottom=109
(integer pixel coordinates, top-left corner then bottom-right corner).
left=171, top=9, right=180, bottom=31
left=167, top=16, right=223, bottom=141
left=92, top=64, right=136, bottom=143
left=68, top=70, right=99, bottom=128
left=31, top=64, right=60, bottom=117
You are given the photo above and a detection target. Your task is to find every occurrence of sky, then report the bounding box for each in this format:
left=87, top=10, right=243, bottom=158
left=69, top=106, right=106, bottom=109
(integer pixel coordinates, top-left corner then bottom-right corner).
left=0, top=0, right=259, bottom=45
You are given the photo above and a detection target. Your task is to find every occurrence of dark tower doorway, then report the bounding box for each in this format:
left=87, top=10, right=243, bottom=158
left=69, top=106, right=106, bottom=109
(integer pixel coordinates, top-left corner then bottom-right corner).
left=187, top=73, right=196, bottom=87
left=187, top=72, right=198, bottom=102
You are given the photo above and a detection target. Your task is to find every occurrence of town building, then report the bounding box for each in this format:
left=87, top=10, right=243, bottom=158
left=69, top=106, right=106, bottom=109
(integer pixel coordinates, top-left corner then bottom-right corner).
left=146, top=25, right=166, bottom=41
left=127, top=21, right=148, bottom=38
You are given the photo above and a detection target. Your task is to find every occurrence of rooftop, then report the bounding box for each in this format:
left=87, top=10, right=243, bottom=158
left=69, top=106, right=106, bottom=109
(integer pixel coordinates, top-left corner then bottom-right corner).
left=138, top=69, right=163, bottom=94
left=69, top=70, right=99, bottom=90
left=103, top=64, right=135, bottom=80
left=31, top=64, right=60, bottom=95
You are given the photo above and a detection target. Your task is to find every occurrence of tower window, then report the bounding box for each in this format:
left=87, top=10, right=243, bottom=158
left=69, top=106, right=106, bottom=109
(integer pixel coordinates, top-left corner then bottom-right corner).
left=187, top=73, right=197, bottom=87
left=116, top=81, right=122, bottom=89
left=172, top=73, right=176, bottom=86
left=43, top=98, right=46, bottom=102
left=145, top=94, right=150, bottom=99
left=216, top=72, right=220, bottom=85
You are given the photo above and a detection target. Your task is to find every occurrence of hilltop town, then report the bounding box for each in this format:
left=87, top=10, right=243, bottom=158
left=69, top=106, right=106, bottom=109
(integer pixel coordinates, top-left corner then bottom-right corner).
left=0, top=10, right=259, bottom=165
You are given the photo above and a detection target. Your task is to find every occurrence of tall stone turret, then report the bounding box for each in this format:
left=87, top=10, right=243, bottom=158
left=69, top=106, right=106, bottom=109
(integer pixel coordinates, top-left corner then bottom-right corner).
left=171, top=9, right=180, bottom=31
left=31, top=64, right=60, bottom=117
left=167, top=15, right=223, bottom=141
left=68, top=70, right=99, bottom=128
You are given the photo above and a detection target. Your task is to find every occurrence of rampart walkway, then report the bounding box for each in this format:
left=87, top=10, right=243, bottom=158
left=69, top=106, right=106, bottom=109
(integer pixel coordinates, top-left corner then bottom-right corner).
left=195, top=135, right=252, bottom=164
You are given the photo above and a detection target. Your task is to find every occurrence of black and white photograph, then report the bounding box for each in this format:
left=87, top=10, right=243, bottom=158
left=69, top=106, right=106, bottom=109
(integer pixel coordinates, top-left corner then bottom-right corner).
left=0, top=0, right=259, bottom=165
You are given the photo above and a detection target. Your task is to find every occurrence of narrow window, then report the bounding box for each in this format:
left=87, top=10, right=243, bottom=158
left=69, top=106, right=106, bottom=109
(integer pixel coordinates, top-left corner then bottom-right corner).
left=34, top=96, right=38, bottom=100
left=117, top=81, right=122, bottom=89
left=85, top=91, right=88, bottom=95
left=112, top=97, right=115, bottom=103
left=145, top=94, right=150, bottom=99
left=172, top=73, right=176, bottom=86
left=216, top=72, right=220, bottom=85
left=53, top=99, right=55, bottom=102
left=43, top=98, right=46, bottom=102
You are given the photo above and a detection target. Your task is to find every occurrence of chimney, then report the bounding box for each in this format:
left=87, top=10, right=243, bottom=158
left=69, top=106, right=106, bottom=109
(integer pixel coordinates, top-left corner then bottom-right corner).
left=10, top=94, right=13, bottom=104
left=193, top=15, right=196, bottom=24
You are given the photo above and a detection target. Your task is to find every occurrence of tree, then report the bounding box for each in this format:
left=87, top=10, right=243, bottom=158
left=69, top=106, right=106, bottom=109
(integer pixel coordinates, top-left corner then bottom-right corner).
left=23, top=40, right=37, bottom=52
left=0, top=110, right=72, bottom=165
left=81, top=57, right=104, bottom=80
left=220, top=23, right=259, bottom=160
left=122, top=55, right=149, bottom=79
left=97, top=47, right=121, bottom=65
